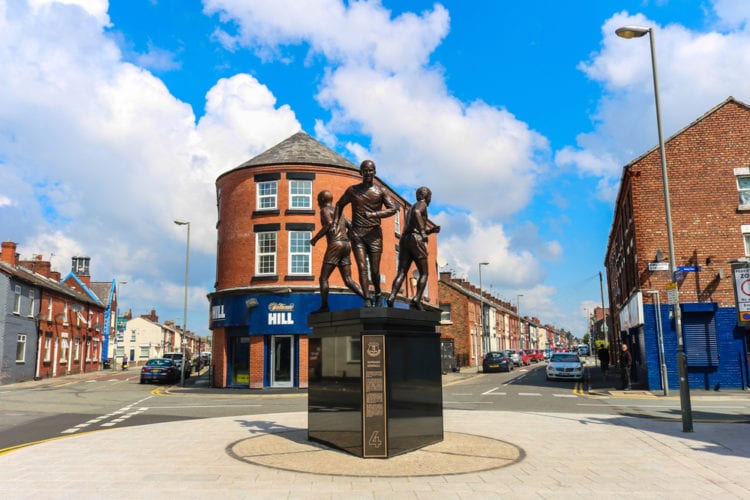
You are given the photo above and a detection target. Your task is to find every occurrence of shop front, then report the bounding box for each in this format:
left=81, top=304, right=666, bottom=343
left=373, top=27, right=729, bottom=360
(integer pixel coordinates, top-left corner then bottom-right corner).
left=210, top=291, right=363, bottom=389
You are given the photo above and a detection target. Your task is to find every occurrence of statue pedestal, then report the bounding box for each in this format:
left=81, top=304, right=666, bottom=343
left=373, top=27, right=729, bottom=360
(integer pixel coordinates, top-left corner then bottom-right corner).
left=307, top=307, right=444, bottom=458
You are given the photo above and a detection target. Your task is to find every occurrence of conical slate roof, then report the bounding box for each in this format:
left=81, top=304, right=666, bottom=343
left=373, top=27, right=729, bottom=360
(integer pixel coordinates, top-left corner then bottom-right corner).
left=236, top=131, right=358, bottom=170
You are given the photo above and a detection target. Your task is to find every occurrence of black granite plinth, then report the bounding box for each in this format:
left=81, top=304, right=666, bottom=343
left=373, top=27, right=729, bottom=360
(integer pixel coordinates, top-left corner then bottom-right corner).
left=307, top=307, right=444, bottom=458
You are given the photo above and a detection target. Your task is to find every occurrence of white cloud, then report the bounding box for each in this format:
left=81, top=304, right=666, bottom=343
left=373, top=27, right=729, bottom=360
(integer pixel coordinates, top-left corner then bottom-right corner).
left=200, top=1, right=558, bottom=331
left=0, top=1, right=300, bottom=331
left=563, top=8, right=750, bottom=202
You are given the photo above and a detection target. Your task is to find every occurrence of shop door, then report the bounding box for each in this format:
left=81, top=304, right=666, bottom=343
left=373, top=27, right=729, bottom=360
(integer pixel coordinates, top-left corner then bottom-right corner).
left=230, top=337, right=250, bottom=387
left=271, top=335, right=293, bottom=387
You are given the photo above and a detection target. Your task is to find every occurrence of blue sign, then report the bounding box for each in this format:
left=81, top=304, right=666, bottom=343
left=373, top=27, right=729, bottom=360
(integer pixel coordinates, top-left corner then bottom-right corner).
left=678, top=265, right=701, bottom=273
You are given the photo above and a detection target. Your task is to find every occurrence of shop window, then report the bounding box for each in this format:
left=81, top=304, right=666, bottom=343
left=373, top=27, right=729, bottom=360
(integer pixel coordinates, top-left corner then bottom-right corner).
left=289, top=180, right=312, bottom=209
left=289, top=231, right=312, bottom=275
left=16, top=334, right=26, bottom=362
left=256, top=232, right=277, bottom=275
left=257, top=180, right=278, bottom=210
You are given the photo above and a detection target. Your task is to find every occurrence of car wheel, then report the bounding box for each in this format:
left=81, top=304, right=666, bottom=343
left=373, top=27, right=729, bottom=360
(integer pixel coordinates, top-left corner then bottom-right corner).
left=140, top=378, right=145, bottom=384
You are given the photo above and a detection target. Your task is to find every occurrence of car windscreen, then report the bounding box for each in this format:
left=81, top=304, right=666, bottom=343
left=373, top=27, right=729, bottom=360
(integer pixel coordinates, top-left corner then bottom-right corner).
left=146, top=359, right=171, bottom=367
left=486, top=353, right=504, bottom=360
left=551, top=354, right=579, bottom=363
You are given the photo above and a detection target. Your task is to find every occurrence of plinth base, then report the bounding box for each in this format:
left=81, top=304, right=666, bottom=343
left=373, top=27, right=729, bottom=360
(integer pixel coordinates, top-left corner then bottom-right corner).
left=307, top=307, right=444, bottom=458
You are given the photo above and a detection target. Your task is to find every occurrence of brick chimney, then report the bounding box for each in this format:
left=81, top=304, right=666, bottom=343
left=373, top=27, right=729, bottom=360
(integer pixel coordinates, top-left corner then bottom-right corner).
left=1, top=241, right=18, bottom=266
left=71, top=256, right=91, bottom=287
left=18, top=254, right=52, bottom=278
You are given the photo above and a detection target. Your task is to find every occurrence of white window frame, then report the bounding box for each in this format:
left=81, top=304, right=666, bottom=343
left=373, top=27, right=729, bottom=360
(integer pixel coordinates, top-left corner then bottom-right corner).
left=289, top=180, right=312, bottom=209
left=288, top=230, right=312, bottom=275
left=256, top=231, right=277, bottom=275
left=394, top=209, right=401, bottom=234
left=27, top=290, right=35, bottom=317
left=257, top=180, right=278, bottom=210
left=742, top=225, right=750, bottom=256
left=440, top=304, right=452, bottom=323
left=63, top=302, right=69, bottom=326
left=130, top=330, right=137, bottom=342
left=13, top=285, right=21, bottom=314
left=139, top=345, right=150, bottom=358
left=734, top=168, right=750, bottom=209
left=73, top=338, right=80, bottom=362
left=60, top=335, right=69, bottom=363
left=43, top=334, right=52, bottom=362
left=16, top=334, right=26, bottom=363
left=47, top=297, right=53, bottom=321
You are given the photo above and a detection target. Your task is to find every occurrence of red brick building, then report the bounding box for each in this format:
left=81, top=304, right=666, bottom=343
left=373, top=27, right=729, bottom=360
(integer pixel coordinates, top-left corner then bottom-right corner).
left=605, top=97, right=750, bottom=390
left=209, top=131, right=439, bottom=388
left=1, top=243, right=106, bottom=383
left=438, top=271, right=522, bottom=368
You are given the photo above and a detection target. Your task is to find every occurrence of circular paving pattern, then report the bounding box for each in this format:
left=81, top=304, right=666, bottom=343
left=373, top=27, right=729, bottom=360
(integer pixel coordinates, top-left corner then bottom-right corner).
left=227, top=431, right=524, bottom=477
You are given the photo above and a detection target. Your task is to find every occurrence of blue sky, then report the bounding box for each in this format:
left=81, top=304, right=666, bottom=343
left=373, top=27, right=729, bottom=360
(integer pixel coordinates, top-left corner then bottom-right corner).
left=2, top=0, right=750, bottom=338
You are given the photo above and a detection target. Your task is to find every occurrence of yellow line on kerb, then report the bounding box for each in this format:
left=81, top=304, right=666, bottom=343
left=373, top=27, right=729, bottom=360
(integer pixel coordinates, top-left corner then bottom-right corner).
left=0, top=429, right=104, bottom=456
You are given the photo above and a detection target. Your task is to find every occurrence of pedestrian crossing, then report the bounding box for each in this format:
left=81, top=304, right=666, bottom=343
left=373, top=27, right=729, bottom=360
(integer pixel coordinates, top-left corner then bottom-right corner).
left=60, top=396, right=153, bottom=435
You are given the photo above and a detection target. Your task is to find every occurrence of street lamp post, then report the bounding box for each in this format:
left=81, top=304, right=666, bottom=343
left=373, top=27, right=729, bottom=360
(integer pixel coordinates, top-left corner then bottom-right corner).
left=616, top=25, right=692, bottom=431
left=477, top=262, right=489, bottom=369
left=174, top=220, right=190, bottom=387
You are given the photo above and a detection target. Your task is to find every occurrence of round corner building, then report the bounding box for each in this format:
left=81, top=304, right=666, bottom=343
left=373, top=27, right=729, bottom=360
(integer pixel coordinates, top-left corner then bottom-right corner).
left=209, top=131, right=440, bottom=389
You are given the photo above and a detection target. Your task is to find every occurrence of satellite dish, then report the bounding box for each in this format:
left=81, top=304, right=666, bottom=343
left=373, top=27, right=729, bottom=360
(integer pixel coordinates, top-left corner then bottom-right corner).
left=71, top=304, right=83, bottom=312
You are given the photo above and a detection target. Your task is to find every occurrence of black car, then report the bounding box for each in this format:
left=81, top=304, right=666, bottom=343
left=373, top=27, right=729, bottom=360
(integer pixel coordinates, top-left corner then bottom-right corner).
left=482, top=351, right=513, bottom=373
left=140, top=358, right=180, bottom=384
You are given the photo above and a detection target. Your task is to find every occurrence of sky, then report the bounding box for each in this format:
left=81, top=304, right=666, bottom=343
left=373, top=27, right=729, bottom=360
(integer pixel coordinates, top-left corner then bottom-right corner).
left=2, top=0, right=750, bottom=339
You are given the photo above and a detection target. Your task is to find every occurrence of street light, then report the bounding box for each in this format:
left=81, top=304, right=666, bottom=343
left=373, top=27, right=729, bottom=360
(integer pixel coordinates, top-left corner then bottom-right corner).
left=616, top=25, right=692, bottom=431
left=174, top=220, right=190, bottom=387
left=644, top=290, right=669, bottom=396
left=477, top=262, right=489, bottom=368
left=113, top=281, right=127, bottom=371
left=516, top=294, right=524, bottom=349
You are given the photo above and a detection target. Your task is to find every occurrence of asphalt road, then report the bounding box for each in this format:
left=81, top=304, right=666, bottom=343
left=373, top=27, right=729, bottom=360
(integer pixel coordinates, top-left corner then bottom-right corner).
left=1, top=360, right=748, bottom=452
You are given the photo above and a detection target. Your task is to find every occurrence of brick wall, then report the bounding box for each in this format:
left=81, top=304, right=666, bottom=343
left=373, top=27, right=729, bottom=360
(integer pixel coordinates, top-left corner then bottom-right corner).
left=607, top=98, right=750, bottom=390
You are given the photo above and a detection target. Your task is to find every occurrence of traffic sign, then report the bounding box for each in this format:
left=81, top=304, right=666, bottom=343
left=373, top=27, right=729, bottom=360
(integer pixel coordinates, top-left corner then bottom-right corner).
left=666, top=282, right=678, bottom=305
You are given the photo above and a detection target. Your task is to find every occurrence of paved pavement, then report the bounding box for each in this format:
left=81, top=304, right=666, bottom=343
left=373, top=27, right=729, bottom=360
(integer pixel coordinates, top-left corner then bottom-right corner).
left=1, top=366, right=749, bottom=499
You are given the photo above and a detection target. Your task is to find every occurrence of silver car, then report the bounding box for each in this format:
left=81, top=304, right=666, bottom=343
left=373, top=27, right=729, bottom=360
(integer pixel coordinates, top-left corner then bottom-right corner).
left=546, top=353, right=584, bottom=381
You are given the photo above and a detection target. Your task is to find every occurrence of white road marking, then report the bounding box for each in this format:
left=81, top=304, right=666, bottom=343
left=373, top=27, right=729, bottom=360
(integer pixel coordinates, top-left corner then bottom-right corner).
left=553, top=394, right=578, bottom=398
left=482, top=387, right=501, bottom=395
left=518, top=392, right=541, bottom=396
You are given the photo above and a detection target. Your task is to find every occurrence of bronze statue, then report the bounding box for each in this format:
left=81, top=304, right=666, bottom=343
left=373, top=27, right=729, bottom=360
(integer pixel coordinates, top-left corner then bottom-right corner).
left=387, top=186, right=440, bottom=310
left=334, top=160, right=397, bottom=307
left=310, top=190, right=366, bottom=312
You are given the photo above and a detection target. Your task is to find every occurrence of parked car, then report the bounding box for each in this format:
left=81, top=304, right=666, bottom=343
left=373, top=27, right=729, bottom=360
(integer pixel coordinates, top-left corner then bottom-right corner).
left=140, top=358, right=180, bottom=384
left=578, top=344, right=590, bottom=357
left=546, top=352, right=584, bottom=381
left=510, top=349, right=529, bottom=366
left=482, top=351, right=513, bottom=373
left=163, top=352, right=191, bottom=378
left=524, top=349, right=541, bottom=363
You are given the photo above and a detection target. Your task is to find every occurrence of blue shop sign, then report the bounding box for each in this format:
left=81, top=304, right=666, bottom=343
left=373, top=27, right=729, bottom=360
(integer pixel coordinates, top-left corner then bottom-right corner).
left=210, top=292, right=363, bottom=333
